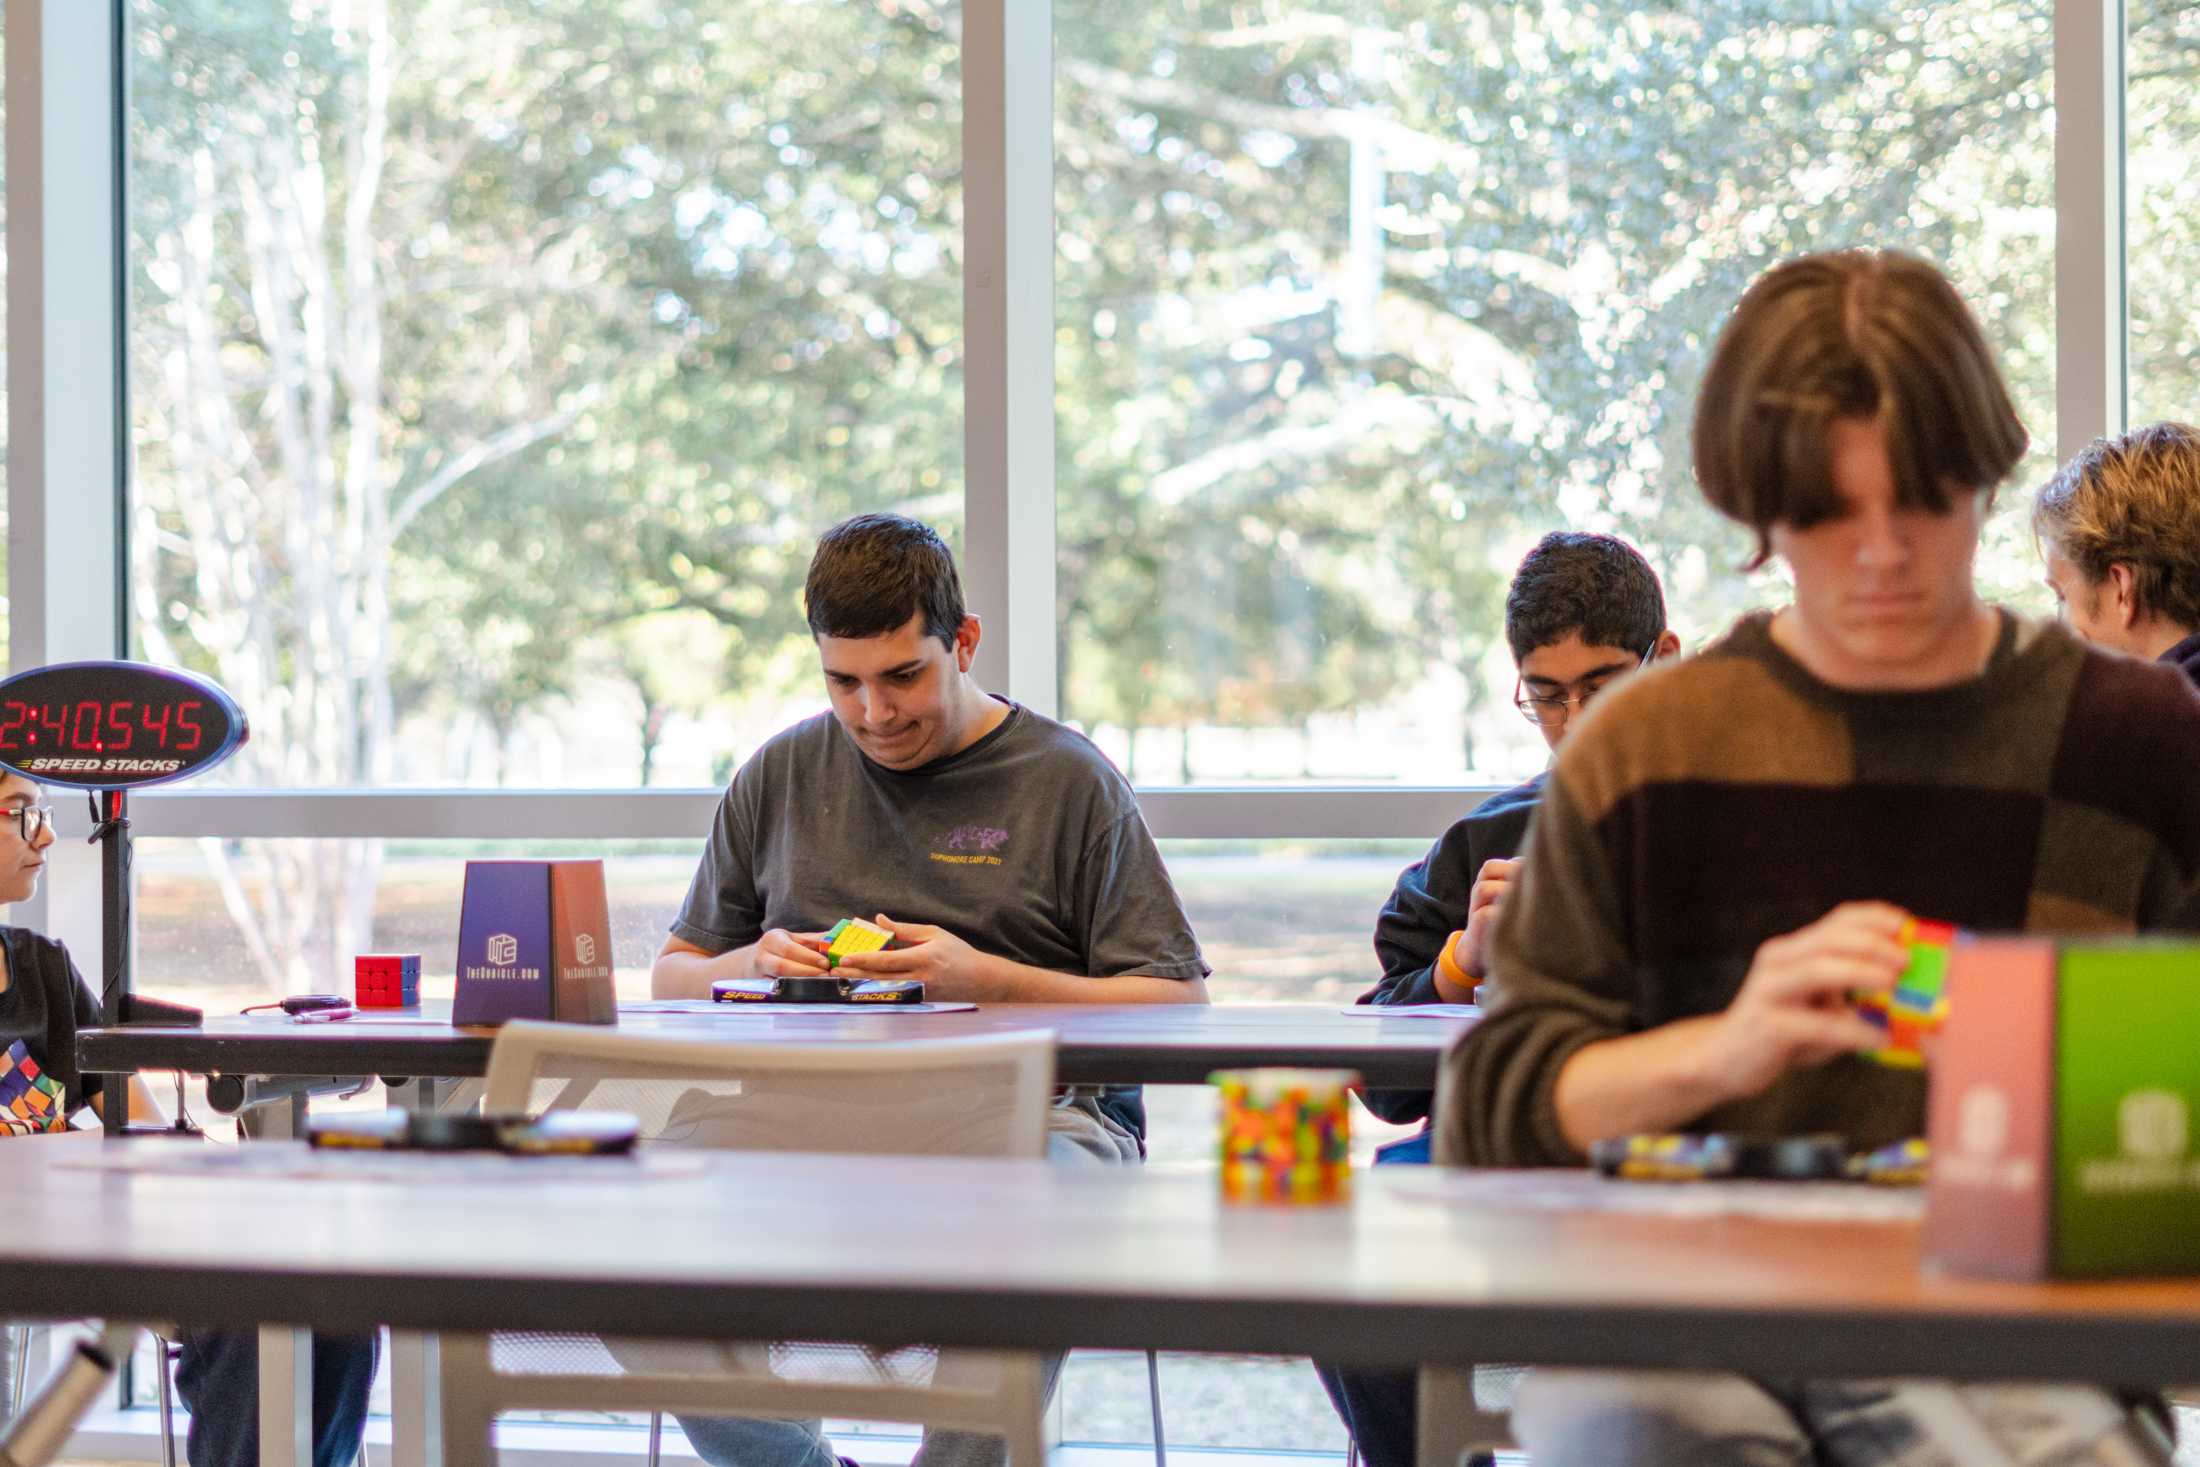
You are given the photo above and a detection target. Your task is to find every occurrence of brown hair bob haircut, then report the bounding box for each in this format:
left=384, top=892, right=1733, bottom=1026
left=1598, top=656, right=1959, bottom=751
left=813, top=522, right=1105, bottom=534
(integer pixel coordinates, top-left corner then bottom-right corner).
left=2034, top=421, right=2200, bottom=633
left=1691, top=250, right=2029, bottom=567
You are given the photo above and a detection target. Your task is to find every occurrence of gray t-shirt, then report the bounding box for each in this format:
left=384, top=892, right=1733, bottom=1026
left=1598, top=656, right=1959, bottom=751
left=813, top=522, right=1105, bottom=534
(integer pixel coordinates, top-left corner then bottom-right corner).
left=672, top=699, right=1209, bottom=1139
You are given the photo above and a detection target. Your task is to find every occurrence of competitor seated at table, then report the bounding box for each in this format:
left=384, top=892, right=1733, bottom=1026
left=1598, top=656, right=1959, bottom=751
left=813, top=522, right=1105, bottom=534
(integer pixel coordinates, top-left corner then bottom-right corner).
left=653, top=511, right=1209, bottom=1467
left=0, top=770, right=376, bottom=1467
left=2034, top=420, right=2200, bottom=688
left=1314, top=530, right=1677, bottom=1467
left=1437, top=249, right=2195, bottom=1466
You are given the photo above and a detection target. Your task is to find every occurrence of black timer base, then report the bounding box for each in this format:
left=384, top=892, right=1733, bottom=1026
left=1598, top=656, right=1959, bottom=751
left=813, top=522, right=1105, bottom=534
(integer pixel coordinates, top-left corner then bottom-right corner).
left=118, top=995, right=203, bottom=1028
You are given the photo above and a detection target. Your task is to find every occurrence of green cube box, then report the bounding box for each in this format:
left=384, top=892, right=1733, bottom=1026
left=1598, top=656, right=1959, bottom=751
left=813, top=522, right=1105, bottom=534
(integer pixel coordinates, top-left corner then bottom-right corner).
left=1927, top=938, right=2200, bottom=1278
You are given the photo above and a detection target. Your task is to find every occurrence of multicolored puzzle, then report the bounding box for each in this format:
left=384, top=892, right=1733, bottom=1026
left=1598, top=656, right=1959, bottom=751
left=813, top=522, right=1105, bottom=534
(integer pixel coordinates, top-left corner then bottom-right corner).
left=1856, top=917, right=1957, bottom=1067
left=0, top=1040, right=68, bottom=1134
left=355, top=953, right=422, bottom=1009
left=1214, top=1067, right=1356, bottom=1204
left=822, top=917, right=891, bottom=969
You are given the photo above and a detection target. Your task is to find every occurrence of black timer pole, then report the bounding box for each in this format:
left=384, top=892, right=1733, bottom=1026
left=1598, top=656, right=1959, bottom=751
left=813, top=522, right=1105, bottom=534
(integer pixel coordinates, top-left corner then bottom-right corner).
left=88, top=788, right=201, bottom=1136
left=93, top=789, right=128, bottom=1028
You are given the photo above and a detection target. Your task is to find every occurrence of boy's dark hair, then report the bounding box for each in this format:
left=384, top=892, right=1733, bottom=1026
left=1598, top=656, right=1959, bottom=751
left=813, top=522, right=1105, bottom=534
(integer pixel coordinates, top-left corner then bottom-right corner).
left=1692, top=249, right=2028, bottom=568
left=1505, top=532, right=1667, bottom=664
left=804, top=514, right=966, bottom=647
left=2034, top=422, right=2200, bottom=633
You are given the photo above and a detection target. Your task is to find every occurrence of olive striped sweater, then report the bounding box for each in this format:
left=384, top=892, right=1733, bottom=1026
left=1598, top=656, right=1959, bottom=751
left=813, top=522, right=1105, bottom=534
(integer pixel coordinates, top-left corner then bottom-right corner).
left=1434, top=611, right=2200, bottom=1168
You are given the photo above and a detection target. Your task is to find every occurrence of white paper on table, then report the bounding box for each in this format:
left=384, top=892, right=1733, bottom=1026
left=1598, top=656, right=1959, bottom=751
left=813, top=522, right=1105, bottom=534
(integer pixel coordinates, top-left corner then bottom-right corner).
left=1335, top=1004, right=1480, bottom=1019
left=623, top=1000, right=979, bottom=1016
left=1384, top=1167, right=1924, bottom=1223
left=56, top=1142, right=707, bottom=1185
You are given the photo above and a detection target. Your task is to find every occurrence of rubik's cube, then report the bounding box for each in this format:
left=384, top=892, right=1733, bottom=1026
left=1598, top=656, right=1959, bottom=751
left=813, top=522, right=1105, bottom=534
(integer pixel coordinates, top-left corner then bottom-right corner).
left=1856, top=918, right=1957, bottom=1068
left=822, top=918, right=891, bottom=970
left=355, top=953, right=422, bottom=1008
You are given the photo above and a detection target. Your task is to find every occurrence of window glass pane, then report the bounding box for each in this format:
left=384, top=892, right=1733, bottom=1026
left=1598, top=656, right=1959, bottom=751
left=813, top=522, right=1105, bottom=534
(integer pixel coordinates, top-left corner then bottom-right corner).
left=1057, top=3, right=2056, bottom=786
left=2128, top=5, right=2200, bottom=427
left=126, top=0, right=961, bottom=789
left=0, top=24, right=9, bottom=650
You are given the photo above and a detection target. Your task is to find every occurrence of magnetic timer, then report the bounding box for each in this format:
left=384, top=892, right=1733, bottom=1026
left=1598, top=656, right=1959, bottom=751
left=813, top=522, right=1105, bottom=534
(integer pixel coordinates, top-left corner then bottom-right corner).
left=0, top=660, right=248, bottom=789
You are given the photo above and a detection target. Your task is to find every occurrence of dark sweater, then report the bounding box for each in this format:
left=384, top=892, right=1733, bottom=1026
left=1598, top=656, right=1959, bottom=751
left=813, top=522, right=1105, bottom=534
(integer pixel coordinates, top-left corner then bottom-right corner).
left=1358, top=774, right=1544, bottom=1125
left=2160, top=632, right=2200, bottom=689
left=1436, top=611, right=2200, bottom=1168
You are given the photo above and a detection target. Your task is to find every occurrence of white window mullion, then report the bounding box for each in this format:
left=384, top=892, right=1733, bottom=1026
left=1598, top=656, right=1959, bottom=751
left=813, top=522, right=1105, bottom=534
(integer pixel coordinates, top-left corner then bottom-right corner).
left=961, top=0, right=1058, bottom=717
left=5, top=0, right=124, bottom=969
left=2054, top=0, right=2127, bottom=458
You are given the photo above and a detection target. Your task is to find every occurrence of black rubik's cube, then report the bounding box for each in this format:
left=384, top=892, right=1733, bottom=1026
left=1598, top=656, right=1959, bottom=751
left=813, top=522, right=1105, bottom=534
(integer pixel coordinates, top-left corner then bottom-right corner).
left=355, top=953, right=422, bottom=1009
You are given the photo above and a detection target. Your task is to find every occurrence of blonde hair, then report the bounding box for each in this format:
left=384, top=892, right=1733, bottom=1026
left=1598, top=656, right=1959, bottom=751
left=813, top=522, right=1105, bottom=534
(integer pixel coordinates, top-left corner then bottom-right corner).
left=2034, top=422, right=2200, bottom=630
left=1693, top=251, right=2028, bottom=568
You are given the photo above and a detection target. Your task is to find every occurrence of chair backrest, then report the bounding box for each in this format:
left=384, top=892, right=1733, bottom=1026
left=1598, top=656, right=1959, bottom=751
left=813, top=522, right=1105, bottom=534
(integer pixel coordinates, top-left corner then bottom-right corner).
left=482, top=1022, right=1057, bottom=1160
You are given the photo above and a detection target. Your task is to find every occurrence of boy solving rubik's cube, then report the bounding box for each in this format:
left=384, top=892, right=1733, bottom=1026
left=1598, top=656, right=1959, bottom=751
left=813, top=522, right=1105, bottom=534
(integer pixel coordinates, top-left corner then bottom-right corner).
left=1854, top=916, right=1956, bottom=1067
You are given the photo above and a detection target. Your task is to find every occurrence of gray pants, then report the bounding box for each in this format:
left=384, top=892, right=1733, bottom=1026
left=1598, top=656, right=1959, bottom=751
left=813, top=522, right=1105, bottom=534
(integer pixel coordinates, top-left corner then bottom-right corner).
left=1510, top=1370, right=2171, bottom=1467
left=675, top=1099, right=1137, bottom=1467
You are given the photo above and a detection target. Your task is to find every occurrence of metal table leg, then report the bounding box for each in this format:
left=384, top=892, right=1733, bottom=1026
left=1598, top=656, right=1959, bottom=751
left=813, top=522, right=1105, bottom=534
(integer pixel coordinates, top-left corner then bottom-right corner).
left=258, top=1326, right=312, bottom=1467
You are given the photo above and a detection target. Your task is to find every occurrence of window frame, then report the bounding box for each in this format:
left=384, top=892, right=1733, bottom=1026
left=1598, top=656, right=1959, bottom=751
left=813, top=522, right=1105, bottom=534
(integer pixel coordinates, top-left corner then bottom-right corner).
left=3, top=0, right=2135, bottom=986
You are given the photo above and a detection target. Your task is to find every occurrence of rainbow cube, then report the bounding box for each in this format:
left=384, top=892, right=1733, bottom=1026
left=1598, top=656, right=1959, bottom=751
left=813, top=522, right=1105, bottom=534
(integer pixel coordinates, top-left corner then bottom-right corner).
left=1856, top=918, right=1957, bottom=1067
left=1213, top=1068, right=1356, bottom=1204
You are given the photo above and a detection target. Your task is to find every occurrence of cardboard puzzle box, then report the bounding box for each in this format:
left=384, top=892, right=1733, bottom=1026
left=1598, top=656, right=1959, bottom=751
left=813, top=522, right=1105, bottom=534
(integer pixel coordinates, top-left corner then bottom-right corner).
left=1926, top=937, right=2200, bottom=1279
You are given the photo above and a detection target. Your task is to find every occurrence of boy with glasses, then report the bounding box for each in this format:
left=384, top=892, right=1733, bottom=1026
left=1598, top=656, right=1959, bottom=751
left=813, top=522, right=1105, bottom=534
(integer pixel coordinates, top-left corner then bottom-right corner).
left=1439, top=250, right=2197, bottom=1464
left=1316, top=531, right=1677, bottom=1467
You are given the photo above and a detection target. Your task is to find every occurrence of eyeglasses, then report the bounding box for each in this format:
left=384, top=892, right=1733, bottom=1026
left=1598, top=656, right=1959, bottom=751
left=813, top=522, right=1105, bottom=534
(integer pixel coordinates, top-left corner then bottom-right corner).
left=1513, top=647, right=1656, bottom=729
left=2, top=805, right=54, bottom=843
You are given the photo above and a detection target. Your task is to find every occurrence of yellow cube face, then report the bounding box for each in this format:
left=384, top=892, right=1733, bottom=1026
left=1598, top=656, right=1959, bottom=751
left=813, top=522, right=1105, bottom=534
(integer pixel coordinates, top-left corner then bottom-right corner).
left=826, top=918, right=891, bottom=961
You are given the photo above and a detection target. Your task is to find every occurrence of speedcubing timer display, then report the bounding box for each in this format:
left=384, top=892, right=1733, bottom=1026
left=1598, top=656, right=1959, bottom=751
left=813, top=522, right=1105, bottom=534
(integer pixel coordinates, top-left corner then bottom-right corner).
left=1213, top=1068, right=1356, bottom=1204
left=0, top=661, right=248, bottom=790
left=1857, top=917, right=1956, bottom=1067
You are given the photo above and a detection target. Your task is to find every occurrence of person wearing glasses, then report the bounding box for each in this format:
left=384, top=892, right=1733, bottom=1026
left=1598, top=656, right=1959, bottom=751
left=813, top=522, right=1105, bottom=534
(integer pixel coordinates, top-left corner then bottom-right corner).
left=1316, top=530, right=1677, bottom=1467
left=0, top=771, right=377, bottom=1467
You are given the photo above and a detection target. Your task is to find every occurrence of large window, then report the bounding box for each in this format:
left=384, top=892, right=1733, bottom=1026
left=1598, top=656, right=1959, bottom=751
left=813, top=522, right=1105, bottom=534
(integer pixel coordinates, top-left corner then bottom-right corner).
left=126, top=0, right=962, bottom=791
left=1056, top=2, right=2058, bottom=787
left=2127, top=0, right=2200, bottom=427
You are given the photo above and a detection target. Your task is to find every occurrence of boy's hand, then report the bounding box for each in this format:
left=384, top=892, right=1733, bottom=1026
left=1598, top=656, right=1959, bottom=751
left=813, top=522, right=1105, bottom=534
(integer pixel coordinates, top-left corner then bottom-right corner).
left=834, top=915, right=991, bottom=997
left=1455, top=857, right=1520, bottom=980
left=1702, top=901, right=1909, bottom=1103
left=754, top=928, right=831, bottom=978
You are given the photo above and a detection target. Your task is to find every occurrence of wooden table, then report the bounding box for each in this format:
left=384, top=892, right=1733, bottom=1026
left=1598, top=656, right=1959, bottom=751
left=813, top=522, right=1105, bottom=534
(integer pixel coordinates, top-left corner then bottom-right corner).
left=22, top=1143, right=2200, bottom=1381
left=77, top=1001, right=1473, bottom=1090
left=21, top=1141, right=2200, bottom=1466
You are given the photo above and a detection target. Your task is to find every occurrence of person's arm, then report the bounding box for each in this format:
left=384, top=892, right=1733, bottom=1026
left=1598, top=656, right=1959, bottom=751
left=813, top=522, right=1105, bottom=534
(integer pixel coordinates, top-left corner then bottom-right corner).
left=1368, top=832, right=1463, bottom=1006
left=654, top=775, right=814, bottom=999
left=651, top=930, right=832, bottom=998
left=1547, top=903, right=1908, bottom=1150
left=834, top=919, right=1208, bottom=1003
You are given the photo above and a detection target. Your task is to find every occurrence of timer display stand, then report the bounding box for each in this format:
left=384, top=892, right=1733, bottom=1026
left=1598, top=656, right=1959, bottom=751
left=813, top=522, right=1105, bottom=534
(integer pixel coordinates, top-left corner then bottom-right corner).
left=0, top=662, right=252, bottom=1135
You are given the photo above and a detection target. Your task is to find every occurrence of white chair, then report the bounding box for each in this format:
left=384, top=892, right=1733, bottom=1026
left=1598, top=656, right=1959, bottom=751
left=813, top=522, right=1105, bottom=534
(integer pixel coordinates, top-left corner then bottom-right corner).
left=434, top=1022, right=1060, bottom=1467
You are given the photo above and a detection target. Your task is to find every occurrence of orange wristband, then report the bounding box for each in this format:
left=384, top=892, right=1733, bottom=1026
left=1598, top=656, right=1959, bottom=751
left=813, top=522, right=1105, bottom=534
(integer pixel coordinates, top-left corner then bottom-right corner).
left=1436, top=929, right=1475, bottom=994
